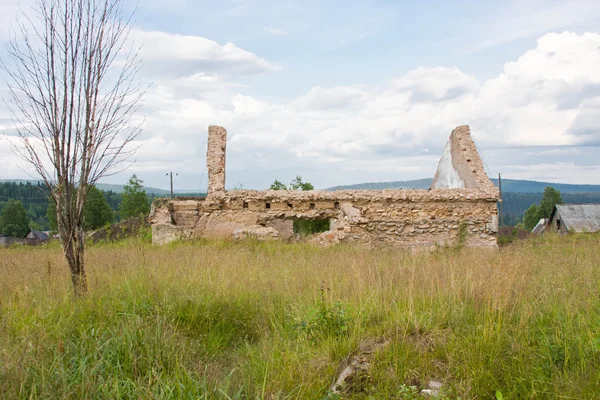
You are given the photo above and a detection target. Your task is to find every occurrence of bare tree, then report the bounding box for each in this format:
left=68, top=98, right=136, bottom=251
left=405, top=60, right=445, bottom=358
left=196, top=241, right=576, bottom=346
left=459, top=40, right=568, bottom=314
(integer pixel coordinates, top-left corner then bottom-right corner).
left=2, top=0, right=144, bottom=295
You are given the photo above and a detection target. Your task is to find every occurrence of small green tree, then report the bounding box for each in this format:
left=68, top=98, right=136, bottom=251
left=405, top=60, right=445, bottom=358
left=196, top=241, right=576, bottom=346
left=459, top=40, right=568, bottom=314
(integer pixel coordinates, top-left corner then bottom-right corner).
left=289, top=176, right=314, bottom=191
left=119, top=175, right=150, bottom=219
left=522, top=186, right=564, bottom=231
left=523, top=204, right=540, bottom=231
left=0, top=200, right=31, bottom=237
left=83, top=186, right=114, bottom=230
left=48, top=186, right=114, bottom=232
left=538, top=186, right=564, bottom=219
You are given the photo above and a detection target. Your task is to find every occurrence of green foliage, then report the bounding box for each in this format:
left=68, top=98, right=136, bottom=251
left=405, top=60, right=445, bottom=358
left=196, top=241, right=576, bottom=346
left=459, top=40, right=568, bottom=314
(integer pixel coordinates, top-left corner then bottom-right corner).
left=289, top=175, right=314, bottom=191
left=293, top=218, right=330, bottom=236
left=270, top=176, right=326, bottom=235
left=295, top=285, right=350, bottom=342
left=0, top=199, right=31, bottom=237
left=28, top=220, right=42, bottom=230
left=46, top=199, right=57, bottom=232
left=497, top=226, right=529, bottom=246
left=119, top=175, right=150, bottom=219
left=0, top=181, right=49, bottom=230
left=269, top=176, right=315, bottom=191
left=47, top=186, right=114, bottom=232
left=523, top=204, right=540, bottom=231
left=269, top=179, right=287, bottom=190
left=454, top=221, right=469, bottom=250
left=538, top=186, right=564, bottom=218
left=500, top=191, right=600, bottom=227
left=522, top=187, right=565, bottom=231
left=0, top=181, right=144, bottom=231
left=83, top=186, right=114, bottom=230
left=3, top=236, right=600, bottom=397
left=397, top=384, right=420, bottom=399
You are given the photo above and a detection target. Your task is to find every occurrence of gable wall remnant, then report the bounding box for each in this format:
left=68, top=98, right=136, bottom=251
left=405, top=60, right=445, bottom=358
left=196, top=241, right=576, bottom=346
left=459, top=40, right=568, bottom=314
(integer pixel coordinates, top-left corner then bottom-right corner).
left=150, top=125, right=500, bottom=248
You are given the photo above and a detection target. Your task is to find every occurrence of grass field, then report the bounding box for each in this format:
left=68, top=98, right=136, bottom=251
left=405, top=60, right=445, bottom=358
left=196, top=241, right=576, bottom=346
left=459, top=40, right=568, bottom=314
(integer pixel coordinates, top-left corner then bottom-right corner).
left=1, top=234, right=600, bottom=399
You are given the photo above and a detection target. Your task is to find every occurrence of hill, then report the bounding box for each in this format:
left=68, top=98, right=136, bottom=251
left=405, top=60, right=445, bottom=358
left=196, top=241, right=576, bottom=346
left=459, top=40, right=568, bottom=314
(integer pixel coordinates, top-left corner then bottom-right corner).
left=327, top=178, right=600, bottom=226
left=328, top=178, right=432, bottom=190
left=327, top=178, right=600, bottom=193
left=0, top=179, right=173, bottom=196
left=489, top=179, right=600, bottom=193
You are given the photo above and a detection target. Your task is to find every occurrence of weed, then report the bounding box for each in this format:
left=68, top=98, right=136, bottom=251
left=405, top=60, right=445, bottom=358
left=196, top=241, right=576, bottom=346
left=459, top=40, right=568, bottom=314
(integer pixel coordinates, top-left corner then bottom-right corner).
left=454, top=220, right=468, bottom=250
left=1, top=235, right=600, bottom=398
left=397, top=384, right=420, bottom=399
left=295, top=283, right=351, bottom=342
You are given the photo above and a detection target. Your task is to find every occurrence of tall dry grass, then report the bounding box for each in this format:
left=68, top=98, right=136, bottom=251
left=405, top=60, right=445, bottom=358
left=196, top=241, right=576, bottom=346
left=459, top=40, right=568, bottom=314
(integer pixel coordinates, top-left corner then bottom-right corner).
left=1, top=234, right=600, bottom=398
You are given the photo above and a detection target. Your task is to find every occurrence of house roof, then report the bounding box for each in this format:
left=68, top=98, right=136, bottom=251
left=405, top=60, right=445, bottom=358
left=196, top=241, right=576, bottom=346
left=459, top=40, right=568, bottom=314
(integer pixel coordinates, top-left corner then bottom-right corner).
left=27, top=229, right=49, bottom=241
left=553, top=204, right=600, bottom=233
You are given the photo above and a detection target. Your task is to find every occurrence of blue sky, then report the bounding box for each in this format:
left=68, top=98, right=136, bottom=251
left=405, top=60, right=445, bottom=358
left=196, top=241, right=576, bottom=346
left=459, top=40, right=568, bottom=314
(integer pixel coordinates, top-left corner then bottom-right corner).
left=1, top=0, right=600, bottom=191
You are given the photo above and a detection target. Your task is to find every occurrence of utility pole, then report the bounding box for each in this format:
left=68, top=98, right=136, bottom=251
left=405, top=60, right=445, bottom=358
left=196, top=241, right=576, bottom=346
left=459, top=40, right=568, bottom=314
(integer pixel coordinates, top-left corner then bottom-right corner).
left=166, top=172, right=178, bottom=198
left=498, top=173, right=503, bottom=227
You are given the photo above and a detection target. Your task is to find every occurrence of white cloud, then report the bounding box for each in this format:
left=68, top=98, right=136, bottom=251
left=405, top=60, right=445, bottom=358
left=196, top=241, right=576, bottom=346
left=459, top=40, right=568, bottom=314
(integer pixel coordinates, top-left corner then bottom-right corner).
left=0, top=0, right=36, bottom=41
left=263, top=27, right=287, bottom=36
left=131, top=29, right=281, bottom=79
left=502, top=162, right=600, bottom=185
left=3, top=31, right=600, bottom=188
left=466, top=0, right=600, bottom=53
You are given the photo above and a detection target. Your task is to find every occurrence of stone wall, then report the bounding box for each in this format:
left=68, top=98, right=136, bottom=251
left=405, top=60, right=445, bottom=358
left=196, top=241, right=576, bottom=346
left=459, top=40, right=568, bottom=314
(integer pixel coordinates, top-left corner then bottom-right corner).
left=206, top=125, right=227, bottom=195
left=150, top=124, right=500, bottom=248
left=431, top=125, right=495, bottom=192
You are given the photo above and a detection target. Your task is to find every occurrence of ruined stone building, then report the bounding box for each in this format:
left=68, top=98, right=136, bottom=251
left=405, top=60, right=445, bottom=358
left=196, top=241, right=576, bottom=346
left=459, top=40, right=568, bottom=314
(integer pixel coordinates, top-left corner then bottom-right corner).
left=150, top=125, right=500, bottom=248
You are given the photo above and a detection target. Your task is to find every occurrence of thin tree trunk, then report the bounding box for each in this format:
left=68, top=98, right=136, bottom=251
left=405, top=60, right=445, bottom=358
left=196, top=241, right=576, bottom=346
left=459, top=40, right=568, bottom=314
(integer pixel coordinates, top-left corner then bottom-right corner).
left=3, top=0, right=143, bottom=296
left=62, top=229, right=87, bottom=296
left=57, top=196, right=88, bottom=296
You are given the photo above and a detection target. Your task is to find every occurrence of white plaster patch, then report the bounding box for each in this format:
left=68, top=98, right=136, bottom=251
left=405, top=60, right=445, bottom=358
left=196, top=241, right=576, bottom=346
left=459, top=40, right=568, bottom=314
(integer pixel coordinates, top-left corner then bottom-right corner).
left=431, top=141, right=464, bottom=189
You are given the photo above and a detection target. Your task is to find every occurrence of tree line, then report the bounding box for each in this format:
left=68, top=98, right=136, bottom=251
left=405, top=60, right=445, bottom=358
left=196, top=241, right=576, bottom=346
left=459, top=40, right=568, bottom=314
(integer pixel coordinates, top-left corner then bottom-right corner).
left=500, top=191, right=600, bottom=226
left=0, top=176, right=150, bottom=237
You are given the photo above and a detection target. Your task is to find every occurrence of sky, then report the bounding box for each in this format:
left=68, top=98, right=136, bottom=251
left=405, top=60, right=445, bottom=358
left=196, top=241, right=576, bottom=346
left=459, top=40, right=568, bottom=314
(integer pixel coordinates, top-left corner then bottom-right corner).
left=1, top=0, right=600, bottom=191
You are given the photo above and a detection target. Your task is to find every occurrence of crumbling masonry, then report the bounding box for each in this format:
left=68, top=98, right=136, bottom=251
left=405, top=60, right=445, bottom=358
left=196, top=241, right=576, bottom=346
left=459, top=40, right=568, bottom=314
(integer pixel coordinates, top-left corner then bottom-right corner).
left=150, top=125, right=500, bottom=248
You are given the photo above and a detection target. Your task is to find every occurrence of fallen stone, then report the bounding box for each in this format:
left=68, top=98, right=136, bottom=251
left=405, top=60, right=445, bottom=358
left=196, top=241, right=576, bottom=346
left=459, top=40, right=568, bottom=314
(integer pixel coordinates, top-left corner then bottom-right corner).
left=420, top=380, right=443, bottom=397
left=309, top=230, right=346, bottom=246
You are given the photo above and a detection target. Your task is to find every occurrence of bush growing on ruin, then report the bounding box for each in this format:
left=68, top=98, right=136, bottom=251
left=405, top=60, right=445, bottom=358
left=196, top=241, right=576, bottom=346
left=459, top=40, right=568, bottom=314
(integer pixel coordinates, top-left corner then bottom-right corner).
left=269, top=176, right=329, bottom=235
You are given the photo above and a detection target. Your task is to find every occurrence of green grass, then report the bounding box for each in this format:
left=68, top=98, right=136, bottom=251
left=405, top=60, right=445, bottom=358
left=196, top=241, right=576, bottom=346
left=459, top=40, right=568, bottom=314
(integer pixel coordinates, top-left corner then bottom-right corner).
left=1, top=234, right=600, bottom=398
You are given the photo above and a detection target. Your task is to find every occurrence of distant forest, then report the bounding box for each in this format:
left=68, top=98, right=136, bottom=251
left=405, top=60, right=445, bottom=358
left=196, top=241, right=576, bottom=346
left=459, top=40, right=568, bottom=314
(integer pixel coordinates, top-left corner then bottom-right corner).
left=3, top=181, right=600, bottom=230
left=500, top=192, right=600, bottom=226
left=0, top=181, right=150, bottom=231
